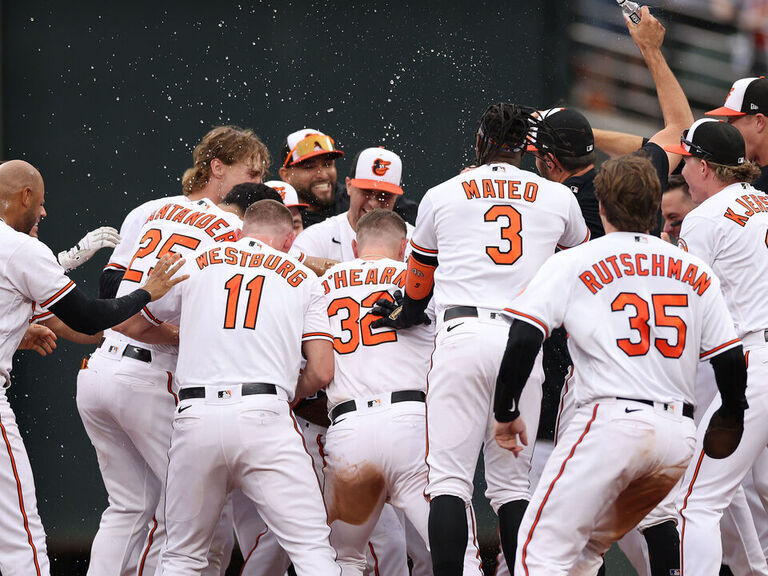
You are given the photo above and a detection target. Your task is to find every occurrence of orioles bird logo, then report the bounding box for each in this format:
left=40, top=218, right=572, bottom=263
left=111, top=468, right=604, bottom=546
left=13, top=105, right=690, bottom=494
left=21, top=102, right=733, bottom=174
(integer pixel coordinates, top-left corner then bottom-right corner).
left=372, top=158, right=391, bottom=176
left=272, top=185, right=286, bottom=200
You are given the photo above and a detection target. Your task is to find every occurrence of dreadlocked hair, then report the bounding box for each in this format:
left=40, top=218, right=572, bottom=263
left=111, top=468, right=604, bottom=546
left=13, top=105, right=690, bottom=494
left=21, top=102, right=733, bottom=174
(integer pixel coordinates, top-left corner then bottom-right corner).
left=476, top=103, right=536, bottom=165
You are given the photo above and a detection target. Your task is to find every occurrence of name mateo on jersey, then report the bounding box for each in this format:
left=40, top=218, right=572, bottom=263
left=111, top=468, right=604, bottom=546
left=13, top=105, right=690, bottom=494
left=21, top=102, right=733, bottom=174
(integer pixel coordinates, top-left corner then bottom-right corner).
left=461, top=179, right=538, bottom=202
left=723, top=191, right=768, bottom=227
left=144, top=202, right=238, bottom=241
left=579, top=252, right=712, bottom=296
left=321, top=266, right=406, bottom=295
left=195, top=245, right=308, bottom=287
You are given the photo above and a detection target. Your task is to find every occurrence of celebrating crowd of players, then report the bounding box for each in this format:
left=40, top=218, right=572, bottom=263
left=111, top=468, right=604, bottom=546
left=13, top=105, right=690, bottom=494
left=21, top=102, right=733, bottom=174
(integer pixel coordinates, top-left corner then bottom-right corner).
left=3, top=5, right=768, bottom=576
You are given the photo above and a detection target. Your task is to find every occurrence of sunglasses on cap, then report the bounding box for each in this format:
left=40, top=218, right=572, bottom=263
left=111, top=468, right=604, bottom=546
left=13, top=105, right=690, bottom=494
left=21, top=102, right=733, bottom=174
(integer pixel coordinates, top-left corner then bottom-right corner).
left=680, top=129, right=713, bottom=161
left=283, top=134, right=339, bottom=167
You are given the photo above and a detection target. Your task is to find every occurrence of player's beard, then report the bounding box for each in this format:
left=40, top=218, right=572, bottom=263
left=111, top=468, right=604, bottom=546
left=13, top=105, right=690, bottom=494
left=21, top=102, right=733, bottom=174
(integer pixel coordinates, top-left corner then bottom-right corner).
left=299, top=185, right=335, bottom=210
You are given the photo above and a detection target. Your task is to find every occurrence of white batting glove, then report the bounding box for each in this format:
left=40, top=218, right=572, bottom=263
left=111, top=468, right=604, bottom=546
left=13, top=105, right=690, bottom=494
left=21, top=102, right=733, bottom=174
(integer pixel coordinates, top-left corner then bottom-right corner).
left=57, top=226, right=121, bottom=271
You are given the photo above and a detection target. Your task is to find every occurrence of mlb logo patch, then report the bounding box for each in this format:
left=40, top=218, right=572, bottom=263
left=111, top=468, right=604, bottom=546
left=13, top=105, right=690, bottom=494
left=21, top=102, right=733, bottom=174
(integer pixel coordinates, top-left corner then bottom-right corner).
left=108, top=345, right=119, bottom=354
left=367, top=398, right=382, bottom=408
left=634, top=235, right=649, bottom=243
left=218, top=390, right=232, bottom=399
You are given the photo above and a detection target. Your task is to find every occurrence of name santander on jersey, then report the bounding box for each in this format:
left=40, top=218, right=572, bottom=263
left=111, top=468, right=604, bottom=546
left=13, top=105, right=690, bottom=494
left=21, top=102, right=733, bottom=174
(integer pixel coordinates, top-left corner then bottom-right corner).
left=111, top=197, right=242, bottom=357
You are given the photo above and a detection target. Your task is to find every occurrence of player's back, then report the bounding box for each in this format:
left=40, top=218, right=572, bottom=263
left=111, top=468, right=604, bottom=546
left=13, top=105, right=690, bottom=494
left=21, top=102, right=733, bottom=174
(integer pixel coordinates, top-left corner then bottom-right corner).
left=110, top=197, right=241, bottom=355
left=519, top=233, right=738, bottom=407
left=679, top=183, right=768, bottom=338
left=320, top=258, right=434, bottom=406
left=171, top=238, right=326, bottom=397
left=411, top=163, right=589, bottom=317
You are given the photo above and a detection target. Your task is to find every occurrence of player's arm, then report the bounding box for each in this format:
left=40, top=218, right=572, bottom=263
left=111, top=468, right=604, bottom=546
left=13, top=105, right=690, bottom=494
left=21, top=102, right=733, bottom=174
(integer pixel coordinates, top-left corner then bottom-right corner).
left=630, top=6, right=693, bottom=172
left=303, top=256, right=340, bottom=277
left=710, top=346, right=748, bottom=415
left=39, top=316, right=102, bottom=345
left=492, top=320, right=545, bottom=456
left=593, top=129, right=645, bottom=158
left=296, top=339, right=334, bottom=400
left=49, top=254, right=188, bottom=335
left=112, top=314, right=180, bottom=346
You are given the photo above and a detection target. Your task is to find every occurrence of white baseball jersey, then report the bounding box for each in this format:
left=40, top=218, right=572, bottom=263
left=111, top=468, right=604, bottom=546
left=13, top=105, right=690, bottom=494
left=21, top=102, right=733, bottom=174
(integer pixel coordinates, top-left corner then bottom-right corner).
left=145, top=237, right=331, bottom=400
left=104, top=195, right=187, bottom=273
left=506, top=232, right=740, bottom=406
left=678, top=182, right=768, bottom=338
left=111, top=196, right=241, bottom=357
left=293, top=211, right=414, bottom=262
left=409, top=163, right=590, bottom=319
left=0, top=220, right=75, bottom=385
left=320, top=258, right=434, bottom=407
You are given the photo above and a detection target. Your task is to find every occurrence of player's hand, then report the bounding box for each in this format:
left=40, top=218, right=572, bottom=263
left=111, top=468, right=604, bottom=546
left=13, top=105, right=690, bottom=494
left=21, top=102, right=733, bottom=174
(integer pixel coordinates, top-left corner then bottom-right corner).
left=703, top=405, right=745, bottom=459
left=141, top=254, right=189, bottom=301
left=370, top=290, right=431, bottom=329
left=18, top=324, right=57, bottom=356
left=626, top=6, right=665, bottom=51
left=57, top=226, right=121, bottom=271
left=493, top=418, right=528, bottom=457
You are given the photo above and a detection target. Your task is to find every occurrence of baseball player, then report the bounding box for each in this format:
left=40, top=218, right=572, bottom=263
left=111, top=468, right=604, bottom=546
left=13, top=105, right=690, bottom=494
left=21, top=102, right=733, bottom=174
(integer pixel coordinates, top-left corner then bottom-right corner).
left=292, top=147, right=413, bottom=262
left=0, top=159, right=185, bottom=576
left=493, top=154, right=746, bottom=575
left=705, top=76, right=768, bottom=192
left=662, top=118, right=768, bottom=575
left=320, top=209, right=481, bottom=576
left=374, top=103, right=589, bottom=575
left=143, top=200, right=339, bottom=575
left=78, top=125, right=268, bottom=576
left=265, top=179, right=309, bottom=234
left=661, top=175, right=697, bottom=244
left=278, top=128, right=348, bottom=229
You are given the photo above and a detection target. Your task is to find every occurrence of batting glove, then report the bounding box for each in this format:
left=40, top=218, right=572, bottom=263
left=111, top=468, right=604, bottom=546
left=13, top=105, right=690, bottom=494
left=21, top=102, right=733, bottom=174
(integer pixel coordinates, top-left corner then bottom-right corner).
left=57, top=226, right=121, bottom=271
left=370, top=290, right=431, bottom=329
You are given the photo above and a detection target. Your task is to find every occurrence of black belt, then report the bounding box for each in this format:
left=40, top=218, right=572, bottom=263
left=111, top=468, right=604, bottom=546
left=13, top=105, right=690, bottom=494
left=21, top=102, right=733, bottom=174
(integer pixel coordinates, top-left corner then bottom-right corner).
left=444, top=306, right=479, bottom=321
left=100, top=337, right=152, bottom=363
left=330, top=390, right=426, bottom=424
left=179, top=383, right=277, bottom=401
left=616, top=397, right=693, bottom=419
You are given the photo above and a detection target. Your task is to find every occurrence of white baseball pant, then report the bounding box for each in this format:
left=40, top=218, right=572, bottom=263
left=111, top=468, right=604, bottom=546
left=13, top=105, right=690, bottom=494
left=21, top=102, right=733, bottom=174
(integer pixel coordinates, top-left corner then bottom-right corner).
left=0, top=389, right=51, bottom=576
left=679, top=336, right=768, bottom=575
left=160, top=389, right=339, bottom=576
left=426, top=314, right=543, bottom=508
left=518, top=398, right=696, bottom=575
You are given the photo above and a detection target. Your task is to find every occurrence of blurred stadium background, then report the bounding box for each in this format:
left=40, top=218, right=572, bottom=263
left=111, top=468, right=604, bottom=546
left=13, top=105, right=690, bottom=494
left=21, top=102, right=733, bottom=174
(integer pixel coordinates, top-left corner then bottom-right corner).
left=3, top=0, right=761, bottom=573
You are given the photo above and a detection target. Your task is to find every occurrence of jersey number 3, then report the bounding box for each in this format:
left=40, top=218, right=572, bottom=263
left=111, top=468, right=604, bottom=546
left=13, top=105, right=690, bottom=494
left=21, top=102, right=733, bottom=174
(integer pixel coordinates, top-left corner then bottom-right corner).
left=485, top=205, right=522, bottom=265
left=611, top=293, right=688, bottom=358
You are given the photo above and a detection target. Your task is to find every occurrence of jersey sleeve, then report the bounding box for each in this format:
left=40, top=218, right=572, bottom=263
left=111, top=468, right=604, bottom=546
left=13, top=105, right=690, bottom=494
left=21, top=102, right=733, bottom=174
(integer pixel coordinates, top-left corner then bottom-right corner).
left=141, top=259, right=193, bottom=325
left=30, top=303, right=54, bottom=323
left=7, top=238, right=76, bottom=308
left=302, top=277, right=332, bottom=342
left=638, top=142, right=670, bottom=190
left=105, top=203, right=152, bottom=271
left=697, top=272, right=741, bottom=359
left=409, top=194, right=438, bottom=258
left=678, top=213, right=715, bottom=266
left=557, top=193, right=591, bottom=250
left=292, top=222, right=331, bottom=260
left=503, top=252, right=572, bottom=338
left=288, top=246, right=306, bottom=262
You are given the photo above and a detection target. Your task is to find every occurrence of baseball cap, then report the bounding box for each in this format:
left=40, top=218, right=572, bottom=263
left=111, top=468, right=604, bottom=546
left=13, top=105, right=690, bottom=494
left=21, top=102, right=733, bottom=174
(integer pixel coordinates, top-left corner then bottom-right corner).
left=706, top=77, right=768, bottom=117
left=348, top=147, right=404, bottom=195
left=663, top=118, right=746, bottom=166
left=283, top=128, right=344, bottom=167
left=264, top=180, right=308, bottom=208
left=528, top=107, right=595, bottom=157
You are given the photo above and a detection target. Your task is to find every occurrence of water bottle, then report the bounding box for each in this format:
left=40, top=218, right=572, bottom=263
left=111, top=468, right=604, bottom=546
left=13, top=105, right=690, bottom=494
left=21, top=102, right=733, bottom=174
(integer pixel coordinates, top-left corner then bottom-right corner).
left=616, top=0, right=642, bottom=24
